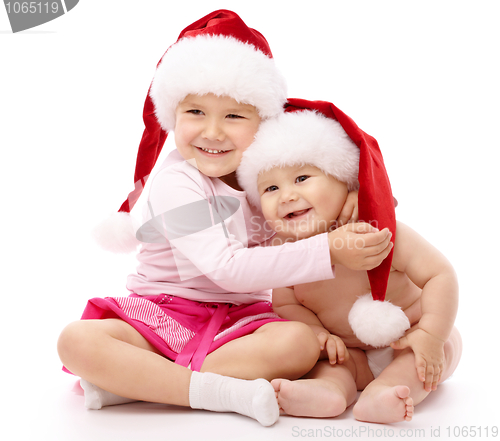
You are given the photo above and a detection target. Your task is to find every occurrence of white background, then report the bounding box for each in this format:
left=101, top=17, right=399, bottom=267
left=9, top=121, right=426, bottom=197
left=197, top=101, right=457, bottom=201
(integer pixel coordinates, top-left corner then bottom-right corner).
left=1, top=1, right=499, bottom=440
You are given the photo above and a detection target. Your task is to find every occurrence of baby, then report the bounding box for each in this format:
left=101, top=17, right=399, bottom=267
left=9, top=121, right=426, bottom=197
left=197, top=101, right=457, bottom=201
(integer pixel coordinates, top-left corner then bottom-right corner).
left=237, top=100, right=462, bottom=423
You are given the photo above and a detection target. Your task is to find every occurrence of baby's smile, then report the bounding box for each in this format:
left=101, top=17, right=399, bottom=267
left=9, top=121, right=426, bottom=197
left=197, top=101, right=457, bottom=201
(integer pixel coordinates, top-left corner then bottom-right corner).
left=285, top=208, right=311, bottom=219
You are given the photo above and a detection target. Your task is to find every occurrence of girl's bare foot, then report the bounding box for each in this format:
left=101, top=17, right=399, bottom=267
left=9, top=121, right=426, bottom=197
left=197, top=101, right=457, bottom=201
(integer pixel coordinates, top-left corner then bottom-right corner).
left=353, top=385, right=414, bottom=423
left=271, top=378, right=347, bottom=418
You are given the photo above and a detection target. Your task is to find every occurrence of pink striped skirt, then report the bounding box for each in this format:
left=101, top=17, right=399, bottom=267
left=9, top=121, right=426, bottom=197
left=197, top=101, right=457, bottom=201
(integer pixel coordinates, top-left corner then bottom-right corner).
left=75, top=294, right=284, bottom=372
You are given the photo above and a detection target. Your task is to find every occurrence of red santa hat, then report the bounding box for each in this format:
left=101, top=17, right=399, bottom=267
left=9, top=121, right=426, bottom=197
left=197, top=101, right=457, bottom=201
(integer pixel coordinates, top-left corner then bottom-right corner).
left=237, top=99, right=410, bottom=347
left=93, top=10, right=287, bottom=253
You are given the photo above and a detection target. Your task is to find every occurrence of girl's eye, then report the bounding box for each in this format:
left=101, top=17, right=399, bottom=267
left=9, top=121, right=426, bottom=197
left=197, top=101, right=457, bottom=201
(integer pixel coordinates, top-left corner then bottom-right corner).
left=227, top=114, right=244, bottom=119
left=265, top=185, right=279, bottom=192
left=296, top=175, right=309, bottom=183
left=187, top=109, right=204, bottom=115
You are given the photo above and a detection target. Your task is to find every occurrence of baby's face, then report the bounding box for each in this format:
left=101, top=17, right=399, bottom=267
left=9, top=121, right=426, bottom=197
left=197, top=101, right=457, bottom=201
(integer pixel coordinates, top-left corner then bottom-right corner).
left=174, top=93, right=261, bottom=189
left=258, top=164, right=348, bottom=241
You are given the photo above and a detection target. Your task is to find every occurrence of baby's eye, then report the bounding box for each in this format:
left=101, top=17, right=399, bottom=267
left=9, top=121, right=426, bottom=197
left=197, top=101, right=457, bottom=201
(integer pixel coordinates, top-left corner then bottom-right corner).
left=187, top=109, right=204, bottom=115
left=295, top=175, right=309, bottom=183
left=227, top=114, right=244, bottom=119
left=264, top=185, right=279, bottom=193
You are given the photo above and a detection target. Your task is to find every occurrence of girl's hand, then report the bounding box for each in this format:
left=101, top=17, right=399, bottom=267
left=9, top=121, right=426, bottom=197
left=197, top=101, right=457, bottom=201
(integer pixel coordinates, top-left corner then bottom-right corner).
left=317, top=332, right=349, bottom=365
left=328, top=223, right=393, bottom=270
left=391, top=328, right=445, bottom=392
left=337, top=191, right=359, bottom=226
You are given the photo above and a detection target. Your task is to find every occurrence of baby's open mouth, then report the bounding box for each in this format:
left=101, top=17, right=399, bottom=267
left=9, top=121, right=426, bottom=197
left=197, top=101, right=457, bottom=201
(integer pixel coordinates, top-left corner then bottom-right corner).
left=285, top=208, right=311, bottom=219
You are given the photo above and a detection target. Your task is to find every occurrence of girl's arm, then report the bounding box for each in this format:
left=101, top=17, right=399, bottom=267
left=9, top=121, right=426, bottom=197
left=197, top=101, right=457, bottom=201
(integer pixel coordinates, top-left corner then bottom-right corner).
left=145, top=164, right=392, bottom=293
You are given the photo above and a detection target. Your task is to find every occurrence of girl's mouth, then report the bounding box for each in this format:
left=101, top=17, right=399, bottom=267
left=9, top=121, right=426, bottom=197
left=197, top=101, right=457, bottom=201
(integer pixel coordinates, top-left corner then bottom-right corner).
left=198, top=146, right=229, bottom=154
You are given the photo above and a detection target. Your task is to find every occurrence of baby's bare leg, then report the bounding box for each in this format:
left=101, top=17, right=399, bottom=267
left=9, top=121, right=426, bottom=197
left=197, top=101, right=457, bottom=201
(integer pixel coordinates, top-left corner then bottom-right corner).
left=353, top=327, right=462, bottom=423
left=271, top=348, right=372, bottom=418
left=439, top=326, right=462, bottom=385
left=353, top=349, right=416, bottom=423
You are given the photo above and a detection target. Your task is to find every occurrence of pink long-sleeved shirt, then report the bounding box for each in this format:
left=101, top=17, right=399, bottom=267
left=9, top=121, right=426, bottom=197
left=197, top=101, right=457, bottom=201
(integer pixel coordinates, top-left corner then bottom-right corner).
left=127, top=150, right=334, bottom=304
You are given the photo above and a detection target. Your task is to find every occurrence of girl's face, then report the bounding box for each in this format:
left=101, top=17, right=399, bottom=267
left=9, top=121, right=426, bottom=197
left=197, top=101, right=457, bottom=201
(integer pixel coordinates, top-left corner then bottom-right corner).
left=174, top=93, right=261, bottom=189
left=258, top=164, right=349, bottom=241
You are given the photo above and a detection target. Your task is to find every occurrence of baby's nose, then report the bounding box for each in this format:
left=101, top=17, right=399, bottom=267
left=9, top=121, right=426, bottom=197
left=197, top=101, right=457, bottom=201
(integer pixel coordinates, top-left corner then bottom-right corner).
left=280, top=188, right=299, bottom=203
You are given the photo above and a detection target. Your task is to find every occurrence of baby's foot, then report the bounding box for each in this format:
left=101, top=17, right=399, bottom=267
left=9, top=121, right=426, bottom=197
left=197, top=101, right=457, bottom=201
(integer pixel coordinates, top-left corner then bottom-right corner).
left=353, top=385, right=414, bottom=423
left=271, top=378, right=347, bottom=418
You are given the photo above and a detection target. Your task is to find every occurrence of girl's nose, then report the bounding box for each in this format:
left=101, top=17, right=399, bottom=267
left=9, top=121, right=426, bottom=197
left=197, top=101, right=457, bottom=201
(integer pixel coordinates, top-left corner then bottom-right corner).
left=202, top=119, right=225, bottom=141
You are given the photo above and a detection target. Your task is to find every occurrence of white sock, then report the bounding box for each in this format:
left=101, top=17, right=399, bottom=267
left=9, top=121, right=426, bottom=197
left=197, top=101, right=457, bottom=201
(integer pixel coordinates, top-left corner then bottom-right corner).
left=80, top=379, right=138, bottom=410
left=188, top=371, right=279, bottom=427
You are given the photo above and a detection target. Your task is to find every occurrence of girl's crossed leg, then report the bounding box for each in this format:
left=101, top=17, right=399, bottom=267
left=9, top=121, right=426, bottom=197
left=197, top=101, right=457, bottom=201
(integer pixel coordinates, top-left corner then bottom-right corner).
left=57, top=318, right=320, bottom=425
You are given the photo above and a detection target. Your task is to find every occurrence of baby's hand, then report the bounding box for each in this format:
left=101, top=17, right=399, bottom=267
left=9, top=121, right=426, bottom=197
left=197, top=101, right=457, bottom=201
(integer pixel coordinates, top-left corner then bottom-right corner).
left=391, top=329, right=445, bottom=392
left=317, top=332, right=349, bottom=365
left=328, top=223, right=393, bottom=270
left=337, top=191, right=359, bottom=226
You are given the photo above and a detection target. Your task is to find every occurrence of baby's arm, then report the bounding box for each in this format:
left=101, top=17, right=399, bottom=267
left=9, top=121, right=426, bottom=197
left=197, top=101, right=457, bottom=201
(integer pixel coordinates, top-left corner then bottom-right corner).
left=273, top=287, right=347, bottom=365
left=390, top=221, right=458, bottom=391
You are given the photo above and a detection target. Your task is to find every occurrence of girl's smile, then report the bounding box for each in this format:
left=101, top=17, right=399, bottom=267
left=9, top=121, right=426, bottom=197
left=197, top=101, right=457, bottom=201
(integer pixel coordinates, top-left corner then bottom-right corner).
left=197, top=147, right=230, bottom=155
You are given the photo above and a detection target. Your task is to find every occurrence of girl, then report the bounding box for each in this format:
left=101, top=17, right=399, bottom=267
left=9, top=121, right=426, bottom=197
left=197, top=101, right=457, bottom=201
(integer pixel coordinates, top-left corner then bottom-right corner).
left=57, top=10, right=393, bottom=427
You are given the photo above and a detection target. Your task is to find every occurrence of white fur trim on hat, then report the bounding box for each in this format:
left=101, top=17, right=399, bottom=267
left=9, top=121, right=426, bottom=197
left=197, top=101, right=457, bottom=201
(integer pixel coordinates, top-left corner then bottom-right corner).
left=348, top=293, right=411, bottom=348
left=237, top=110, right=360, bottom=207
left=150, top=35, right=287, bottom=132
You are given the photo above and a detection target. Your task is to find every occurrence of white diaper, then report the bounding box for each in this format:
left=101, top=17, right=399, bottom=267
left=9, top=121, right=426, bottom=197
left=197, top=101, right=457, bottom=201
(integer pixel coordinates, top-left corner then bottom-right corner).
left=365, top=347, right=394, bottom=378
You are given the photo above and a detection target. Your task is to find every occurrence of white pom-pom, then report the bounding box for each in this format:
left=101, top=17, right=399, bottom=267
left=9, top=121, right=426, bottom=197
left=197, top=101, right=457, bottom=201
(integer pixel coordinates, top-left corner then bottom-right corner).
left=92, top=212, right=141, bottom=254
left=348, top=293, right=410, bottom=348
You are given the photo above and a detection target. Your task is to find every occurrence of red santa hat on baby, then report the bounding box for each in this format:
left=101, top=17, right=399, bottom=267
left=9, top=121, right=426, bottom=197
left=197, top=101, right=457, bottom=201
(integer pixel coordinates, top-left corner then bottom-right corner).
left=93, top=10, right=287, bottom=253
left=237, top=99, right=410, bottom=347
